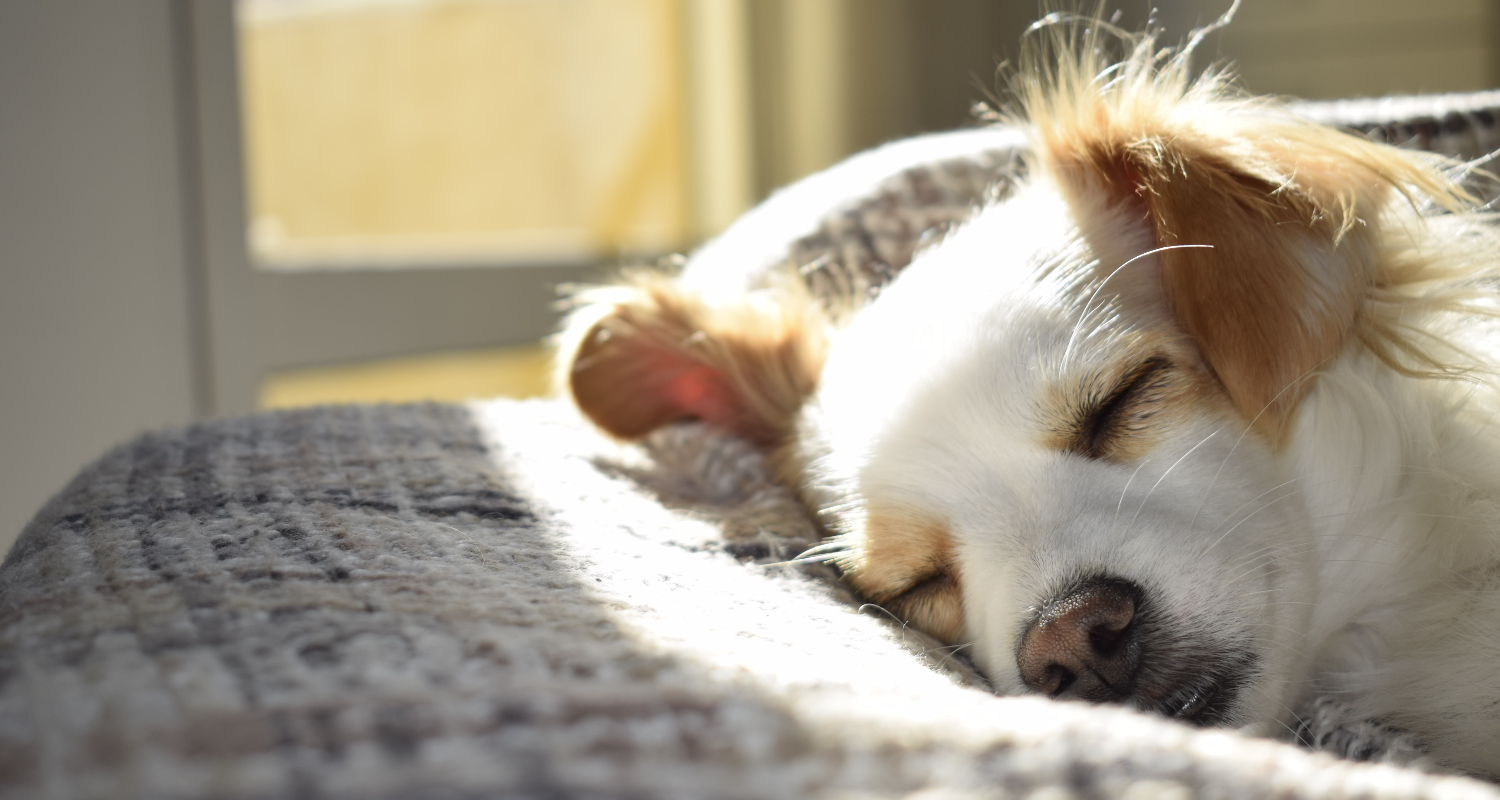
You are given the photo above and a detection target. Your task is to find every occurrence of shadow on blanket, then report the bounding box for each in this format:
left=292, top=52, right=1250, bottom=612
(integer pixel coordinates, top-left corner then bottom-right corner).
left=1, top=399, right=1496, bottom=799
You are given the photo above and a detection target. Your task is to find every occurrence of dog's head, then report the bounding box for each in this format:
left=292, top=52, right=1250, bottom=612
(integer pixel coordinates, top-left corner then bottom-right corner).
left=560, top=25, right=1474, bottom=732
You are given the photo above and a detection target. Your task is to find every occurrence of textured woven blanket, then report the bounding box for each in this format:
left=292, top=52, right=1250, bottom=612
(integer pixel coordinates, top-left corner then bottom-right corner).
left=8, top=92, right=1500, bottom=799
left=689, top=90, right=1500, bottom=307
left=4, top=399, right=1499, bottom=799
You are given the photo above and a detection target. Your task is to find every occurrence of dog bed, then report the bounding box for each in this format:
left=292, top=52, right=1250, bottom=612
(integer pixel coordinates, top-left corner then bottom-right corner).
left=5, top=94, right=1500, bottom=800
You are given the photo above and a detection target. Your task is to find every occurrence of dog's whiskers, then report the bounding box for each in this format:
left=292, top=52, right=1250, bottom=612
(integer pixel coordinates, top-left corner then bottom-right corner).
left=1199, top=467, right=1465, bottom=561
left=1202, top=461, right=1445, bottom=543
left=1062, top=244, right=1214, bottom=368
left=1120, top=428, right=1221, bottom=541
left=1110, top=458, right=1152, bottom=538
left=1188, top=355, right=1341, bottom=530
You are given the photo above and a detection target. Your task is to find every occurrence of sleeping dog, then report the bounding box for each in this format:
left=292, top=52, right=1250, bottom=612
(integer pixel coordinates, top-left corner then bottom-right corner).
left=559, top=16, right=1500, bottom=777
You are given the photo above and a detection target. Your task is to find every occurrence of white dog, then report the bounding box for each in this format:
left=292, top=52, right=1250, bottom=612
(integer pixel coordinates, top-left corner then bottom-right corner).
left=560, top=18, right=1500, bottom=778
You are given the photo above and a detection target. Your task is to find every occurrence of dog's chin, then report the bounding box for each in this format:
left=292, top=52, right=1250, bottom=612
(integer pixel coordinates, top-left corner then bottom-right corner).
left=1133, top=640, right=1262, bottom=728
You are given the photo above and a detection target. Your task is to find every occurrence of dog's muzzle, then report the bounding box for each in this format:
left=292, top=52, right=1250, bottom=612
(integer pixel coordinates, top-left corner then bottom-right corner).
left=1016, top=576, right=1253, bottom=726
left=1017, top=577, right=1143, bottom=701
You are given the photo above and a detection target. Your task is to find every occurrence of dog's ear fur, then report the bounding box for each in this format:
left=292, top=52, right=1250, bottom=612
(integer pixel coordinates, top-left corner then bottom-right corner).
left=1041, top=128, right=1379, bottom=439
left=1019, top=29, right=1462, bottom=441
left=560, top=272, right=828, bottom=447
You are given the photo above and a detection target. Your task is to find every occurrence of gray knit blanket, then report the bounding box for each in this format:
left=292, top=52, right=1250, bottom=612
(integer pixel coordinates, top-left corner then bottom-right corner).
left=3, top=400, right=1496, bottom=799
left=7, top=93, right=1500, bottom=799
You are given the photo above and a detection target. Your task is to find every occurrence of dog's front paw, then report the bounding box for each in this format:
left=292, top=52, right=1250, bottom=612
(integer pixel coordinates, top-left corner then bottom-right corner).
left=1292, top=696, right=1428, bottom=768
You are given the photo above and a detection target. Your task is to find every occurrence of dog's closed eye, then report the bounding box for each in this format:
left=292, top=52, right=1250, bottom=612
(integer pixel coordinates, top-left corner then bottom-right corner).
left=1056, top=356, right=1179, bottom=461
left=879, top=568, right=965, bottom=644
left=844, top=512, right=968, bottom=645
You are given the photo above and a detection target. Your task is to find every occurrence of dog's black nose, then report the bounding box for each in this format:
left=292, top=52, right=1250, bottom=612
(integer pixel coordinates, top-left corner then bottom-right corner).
left=1017, top=578, right=1143, bottom=701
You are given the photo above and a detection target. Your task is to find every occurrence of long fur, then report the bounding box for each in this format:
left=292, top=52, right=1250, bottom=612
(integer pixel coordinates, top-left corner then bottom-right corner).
left=560, top=13, right=1500, bottom=779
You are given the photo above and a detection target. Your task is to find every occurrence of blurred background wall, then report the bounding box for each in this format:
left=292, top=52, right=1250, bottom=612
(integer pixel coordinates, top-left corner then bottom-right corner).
left=0, top=2, right=203, bottom=554
left=2, top=0, right=1498, bottom=555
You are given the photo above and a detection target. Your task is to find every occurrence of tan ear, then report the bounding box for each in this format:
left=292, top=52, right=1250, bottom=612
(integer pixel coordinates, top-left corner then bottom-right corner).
left=1039, top=117, right=1437, bottom=441
left=840, top=509, right=966, bottom=644
left=560, top=272, right=827, bottom=447
left=1010, top=20, right=1471, bottom=440
left=1138, top=141, right=1374, bottom=439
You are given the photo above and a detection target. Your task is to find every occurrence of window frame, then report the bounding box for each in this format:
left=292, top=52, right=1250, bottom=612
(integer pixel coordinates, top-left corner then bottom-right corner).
left=182, top=1, right=601, bottom=415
